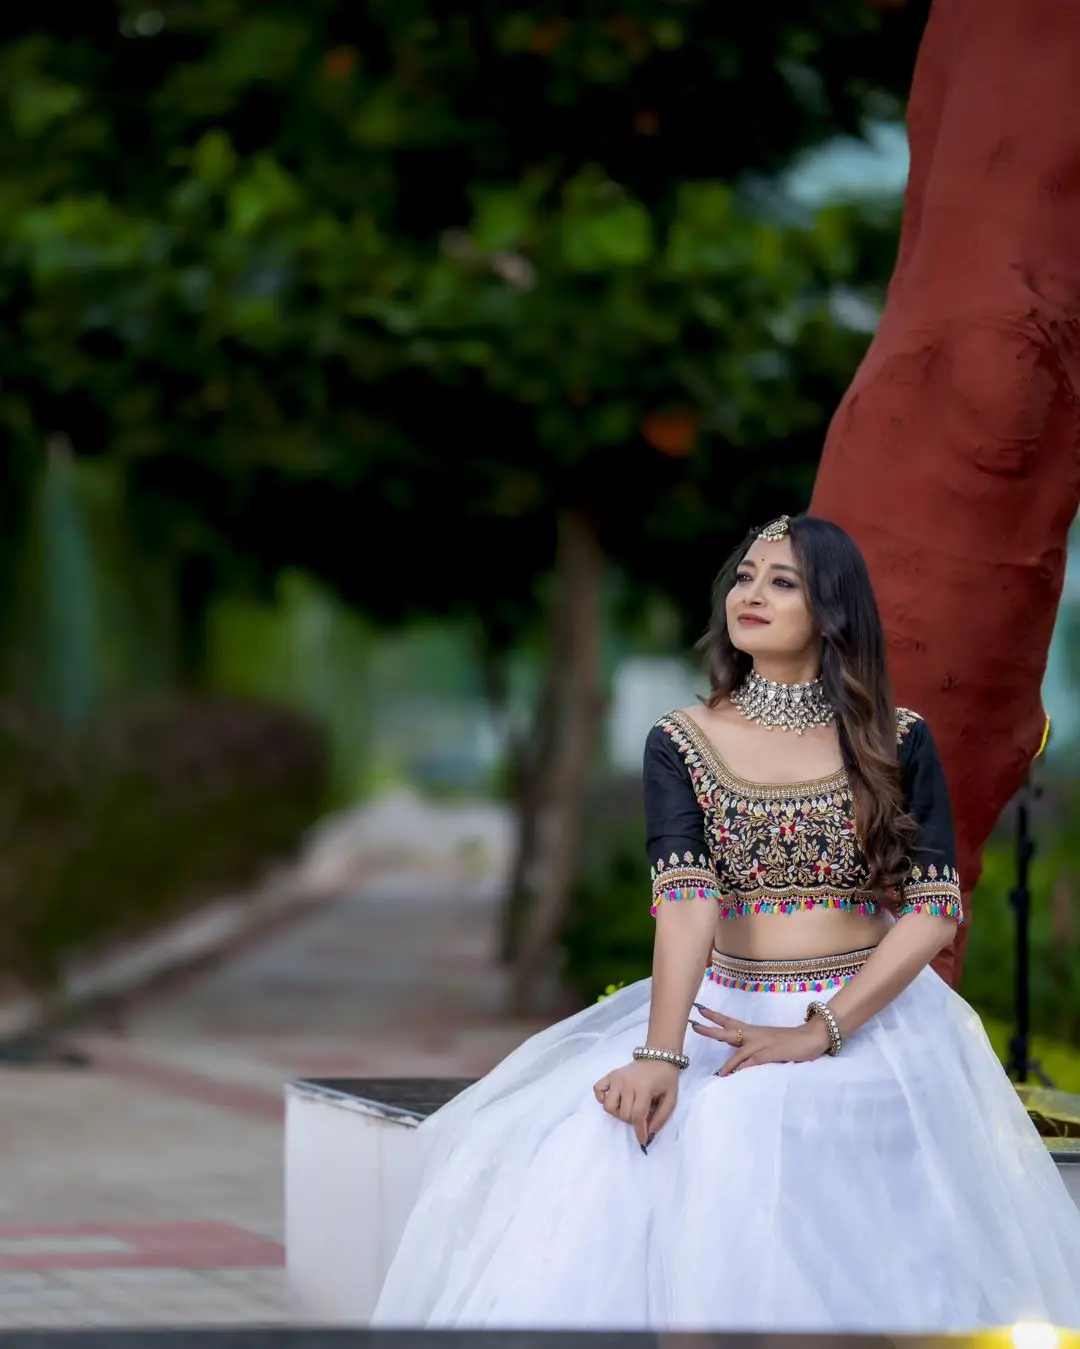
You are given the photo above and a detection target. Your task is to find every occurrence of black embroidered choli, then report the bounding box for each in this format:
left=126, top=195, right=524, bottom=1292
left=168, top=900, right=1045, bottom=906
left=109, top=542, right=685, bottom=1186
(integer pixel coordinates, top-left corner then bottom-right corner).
left=643, top=708, right=963, bottom=923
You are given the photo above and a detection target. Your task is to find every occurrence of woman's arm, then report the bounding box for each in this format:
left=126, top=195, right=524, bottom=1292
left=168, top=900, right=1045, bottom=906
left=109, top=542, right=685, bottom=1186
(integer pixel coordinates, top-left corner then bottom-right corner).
left=816, top=712, right=963, bottom=1045
left=646, top=900, right=718, bottom=1054
left=636, top=723, right=722, bottom=1046
left=593, top=722, right=721, bottom=1143
left=641, top=722, right=722, bottom=1052
left=816, top=911, right=954, bottom=1046
left=704, top=908, right=957, bottom=1069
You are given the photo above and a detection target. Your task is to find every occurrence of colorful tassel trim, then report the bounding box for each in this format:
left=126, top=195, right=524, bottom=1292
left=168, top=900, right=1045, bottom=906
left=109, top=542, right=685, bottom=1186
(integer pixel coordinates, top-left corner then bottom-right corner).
left=652, top=892, right=962, bottom=922
left=706, top=968, right=857, bottom=994
left=707, top=946, right=872, bottom=994
left=897, top=895, right=964, bottom=922
left=716, top=896, right=877, bottom=919
left=650, top=885, right=722, bottom=917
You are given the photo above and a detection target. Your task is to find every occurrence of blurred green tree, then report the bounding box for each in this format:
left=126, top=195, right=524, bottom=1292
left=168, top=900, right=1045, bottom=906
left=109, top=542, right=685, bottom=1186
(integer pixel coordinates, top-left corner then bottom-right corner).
left=0, top=2, right=917, bottom=1008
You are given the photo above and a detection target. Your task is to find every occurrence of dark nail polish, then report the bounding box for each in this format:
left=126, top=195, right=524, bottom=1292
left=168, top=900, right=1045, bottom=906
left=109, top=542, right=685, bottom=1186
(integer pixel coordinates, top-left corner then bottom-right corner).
left=647, top=1131, right=656, bottom=1146
left=640, top=1142, right=649, bottom=1155
left=693, top=1003, right=707, bottom=1013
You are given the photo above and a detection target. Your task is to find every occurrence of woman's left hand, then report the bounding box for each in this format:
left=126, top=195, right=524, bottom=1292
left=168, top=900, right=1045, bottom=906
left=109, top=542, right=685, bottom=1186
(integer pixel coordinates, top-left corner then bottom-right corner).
left=690, top=1004, right=830, bottom=1076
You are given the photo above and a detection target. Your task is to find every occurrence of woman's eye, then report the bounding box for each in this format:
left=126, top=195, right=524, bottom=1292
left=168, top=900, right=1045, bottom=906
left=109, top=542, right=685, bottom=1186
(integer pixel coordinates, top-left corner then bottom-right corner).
left=734, top=572, right=752, bottom=584
left=773, top=577, right=795, bottom=589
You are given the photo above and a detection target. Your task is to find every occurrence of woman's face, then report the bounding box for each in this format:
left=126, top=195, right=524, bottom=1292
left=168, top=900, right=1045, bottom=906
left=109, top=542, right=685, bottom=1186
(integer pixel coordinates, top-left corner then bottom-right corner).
left=725, top=536, right=819, bottom=661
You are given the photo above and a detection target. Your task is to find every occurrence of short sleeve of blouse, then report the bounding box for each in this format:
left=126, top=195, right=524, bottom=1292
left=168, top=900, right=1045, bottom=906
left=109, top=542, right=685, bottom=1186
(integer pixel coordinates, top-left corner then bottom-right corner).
left=897, top=711, right=964, bottom=922
left=643, top=721, right=722, bottom=915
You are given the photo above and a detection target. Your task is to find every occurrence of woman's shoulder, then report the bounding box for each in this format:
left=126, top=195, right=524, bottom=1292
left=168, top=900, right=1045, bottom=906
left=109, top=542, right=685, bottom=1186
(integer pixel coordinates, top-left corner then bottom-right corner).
left=647, top=708, right=691, bottom=747
left=896, top=706, right=924, bottom=745
left=643, top=712, right=698, bottom=786
left=645, top=705, right=710, bottom=761
left=650, top=703, right=710, bottom=729
left=895, top=707, right=941, bottom=771
left=649, top=701, right=727, bottom=737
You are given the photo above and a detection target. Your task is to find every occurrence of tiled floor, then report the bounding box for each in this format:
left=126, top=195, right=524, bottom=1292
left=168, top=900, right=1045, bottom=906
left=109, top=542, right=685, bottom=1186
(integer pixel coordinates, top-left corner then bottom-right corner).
left=2, top=869, right=547, bottom=1328
left=0, top=1268, right=286, bottom=1328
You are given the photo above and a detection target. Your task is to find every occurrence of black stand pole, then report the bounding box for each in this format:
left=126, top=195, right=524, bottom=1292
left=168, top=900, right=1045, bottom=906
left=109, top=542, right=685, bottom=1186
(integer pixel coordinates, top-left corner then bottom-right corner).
left=1006, top=771, right=1052, bottom=1086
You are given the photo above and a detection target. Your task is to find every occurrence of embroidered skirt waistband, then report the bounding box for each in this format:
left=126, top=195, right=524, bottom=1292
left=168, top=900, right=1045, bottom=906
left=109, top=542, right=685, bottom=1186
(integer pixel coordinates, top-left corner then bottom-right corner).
left=707, top=945, right=876, bottom=994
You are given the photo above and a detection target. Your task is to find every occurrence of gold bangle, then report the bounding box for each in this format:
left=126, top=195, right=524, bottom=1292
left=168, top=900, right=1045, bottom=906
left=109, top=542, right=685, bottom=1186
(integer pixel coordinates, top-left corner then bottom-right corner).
left=805, top=1001, right=843, bottom=1057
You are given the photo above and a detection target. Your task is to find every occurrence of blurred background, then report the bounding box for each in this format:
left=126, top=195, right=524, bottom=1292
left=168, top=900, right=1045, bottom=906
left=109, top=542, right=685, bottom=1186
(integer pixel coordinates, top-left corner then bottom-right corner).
left=3, top=0, right=1080, bottom=1063
left=2, top=0, right=1080, bottom=1174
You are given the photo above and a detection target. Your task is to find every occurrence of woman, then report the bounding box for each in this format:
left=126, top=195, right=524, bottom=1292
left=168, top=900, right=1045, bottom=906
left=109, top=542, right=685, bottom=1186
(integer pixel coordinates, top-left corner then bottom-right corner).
left=372, top=514, right=1080, bottom=1333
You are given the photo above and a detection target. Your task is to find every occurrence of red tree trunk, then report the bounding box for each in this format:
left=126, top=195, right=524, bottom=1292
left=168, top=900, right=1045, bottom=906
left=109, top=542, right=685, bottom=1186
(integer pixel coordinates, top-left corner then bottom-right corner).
left=811, top=0, right=1080, bottom=986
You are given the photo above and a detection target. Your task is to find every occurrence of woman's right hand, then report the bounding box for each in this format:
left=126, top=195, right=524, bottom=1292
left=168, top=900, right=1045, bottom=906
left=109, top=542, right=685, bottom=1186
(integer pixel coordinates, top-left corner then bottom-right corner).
left=593, top=1059, right=680, bottom=1147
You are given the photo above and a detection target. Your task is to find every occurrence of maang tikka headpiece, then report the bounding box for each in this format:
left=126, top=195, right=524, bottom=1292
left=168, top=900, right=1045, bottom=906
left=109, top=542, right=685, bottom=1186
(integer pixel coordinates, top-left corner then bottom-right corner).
left=758, top=514, right=790, bottom=542
left=732, top=512, right=834, bottom=734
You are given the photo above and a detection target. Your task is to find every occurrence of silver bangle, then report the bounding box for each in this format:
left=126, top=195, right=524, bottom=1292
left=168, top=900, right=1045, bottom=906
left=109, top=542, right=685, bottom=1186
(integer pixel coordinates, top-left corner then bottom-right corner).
left=805, top=1001, right=843, bottom=1057
left=632, top=1045, right=689, bottom=1071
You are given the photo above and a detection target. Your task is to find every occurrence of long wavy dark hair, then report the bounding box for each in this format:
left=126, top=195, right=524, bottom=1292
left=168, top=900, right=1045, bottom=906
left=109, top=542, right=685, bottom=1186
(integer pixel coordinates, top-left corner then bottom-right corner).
left=696, top=514, right=918, bottom=896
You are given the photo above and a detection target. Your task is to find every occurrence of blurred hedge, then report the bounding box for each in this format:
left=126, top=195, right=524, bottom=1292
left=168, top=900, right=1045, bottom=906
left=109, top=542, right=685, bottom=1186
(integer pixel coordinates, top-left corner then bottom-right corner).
left=561, top=779, right=652, bottom=1002
left=560, top=775, right=1080, bottom=1049
left=0, top=696, right=327, bottom=994
left=963, top=816, right=1080, bottom=1044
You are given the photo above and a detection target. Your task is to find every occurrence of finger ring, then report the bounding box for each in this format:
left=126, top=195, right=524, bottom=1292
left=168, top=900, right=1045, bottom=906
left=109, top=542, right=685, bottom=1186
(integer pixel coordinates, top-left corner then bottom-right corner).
left=734, top=1028, right=744, bottom=1047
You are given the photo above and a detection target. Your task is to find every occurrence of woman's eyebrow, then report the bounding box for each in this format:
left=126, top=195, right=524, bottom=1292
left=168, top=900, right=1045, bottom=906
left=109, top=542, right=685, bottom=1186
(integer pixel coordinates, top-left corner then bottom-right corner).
left=741, top=558, right=800, bottom=575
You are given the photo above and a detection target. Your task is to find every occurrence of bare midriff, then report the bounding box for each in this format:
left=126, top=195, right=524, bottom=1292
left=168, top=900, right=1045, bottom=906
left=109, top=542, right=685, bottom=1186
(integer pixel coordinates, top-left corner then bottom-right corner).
left=714, top=906, right=891, bottom=962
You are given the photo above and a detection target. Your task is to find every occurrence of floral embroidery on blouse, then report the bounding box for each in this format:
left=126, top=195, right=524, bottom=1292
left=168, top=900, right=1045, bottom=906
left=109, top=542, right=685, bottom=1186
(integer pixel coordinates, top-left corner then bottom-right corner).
left=650, top=850, right=722, bottom=915
left=897, top=862, right=963, bottom=920
left=656, top=711, right=874, bottom=918
left=648, top=707, right=963, bottom=923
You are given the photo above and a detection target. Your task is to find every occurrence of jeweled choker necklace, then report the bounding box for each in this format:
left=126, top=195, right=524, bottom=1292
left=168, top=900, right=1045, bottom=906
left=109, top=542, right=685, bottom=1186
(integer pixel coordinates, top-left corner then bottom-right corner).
left=730, top=669, right=834, bottom=735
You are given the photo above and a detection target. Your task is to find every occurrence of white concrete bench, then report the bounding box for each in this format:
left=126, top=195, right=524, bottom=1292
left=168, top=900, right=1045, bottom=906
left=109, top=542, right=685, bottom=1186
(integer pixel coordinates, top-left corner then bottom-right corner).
left=284, top=1076, right=1080, bottom=1326
left=284, top=1078, right=468, bottom=1324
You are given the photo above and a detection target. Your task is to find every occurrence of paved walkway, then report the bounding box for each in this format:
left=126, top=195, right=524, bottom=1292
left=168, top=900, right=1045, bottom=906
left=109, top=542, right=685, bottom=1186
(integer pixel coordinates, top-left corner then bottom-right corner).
left=0, top=870, right=551, bottom=1328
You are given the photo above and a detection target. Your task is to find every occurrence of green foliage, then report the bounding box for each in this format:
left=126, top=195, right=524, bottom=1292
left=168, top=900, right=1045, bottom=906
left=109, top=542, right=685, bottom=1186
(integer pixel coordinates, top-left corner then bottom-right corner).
left=0, top=9, right=924, bottom=991
left=561, top=798, right=654, bottom=999
left=597, top=981, right=627, bottom=1003
left=0, top=2, right=916, bottom=655
left=964, top=825, right=1080, bottom=1045
left=5, top=451, right=178, bottom=722
left=0, top=696, right=327, bottom=992
left=25, top=447, right=99, bottom=727
left=204, top=570, right=377, bottom=804
left=982, top=1017, right=1080, bottom=1098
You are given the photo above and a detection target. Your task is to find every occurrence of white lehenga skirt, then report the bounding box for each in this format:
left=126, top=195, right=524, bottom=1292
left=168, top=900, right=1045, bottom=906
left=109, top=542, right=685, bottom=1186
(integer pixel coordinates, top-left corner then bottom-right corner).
left=371, top=952, right=1080, bottom=1334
